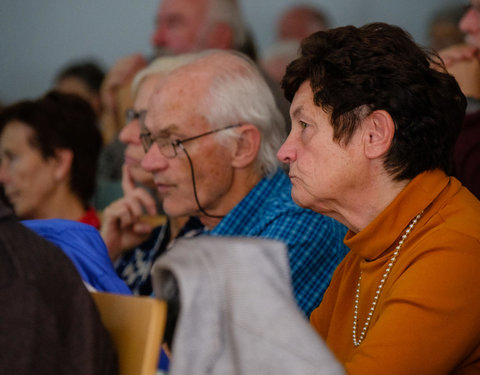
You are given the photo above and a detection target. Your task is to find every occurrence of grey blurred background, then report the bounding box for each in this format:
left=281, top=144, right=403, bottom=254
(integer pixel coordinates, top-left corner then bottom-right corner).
left=0, top=0, right=465, bottom=105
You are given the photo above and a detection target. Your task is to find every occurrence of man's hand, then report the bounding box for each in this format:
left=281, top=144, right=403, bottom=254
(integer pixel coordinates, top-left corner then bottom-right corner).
left=439, top=44, right=480, bottom=99
left=99, top=54, right=148, bottom=144
left=439, top=44, right=478, bottom=67
left=100, top=165, right=158, bottom=260
left=101, top=54, right=148, bottom=112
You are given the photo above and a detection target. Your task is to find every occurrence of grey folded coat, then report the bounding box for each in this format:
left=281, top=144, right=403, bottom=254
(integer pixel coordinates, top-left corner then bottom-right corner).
left=152, top=236, right=345, bottom=375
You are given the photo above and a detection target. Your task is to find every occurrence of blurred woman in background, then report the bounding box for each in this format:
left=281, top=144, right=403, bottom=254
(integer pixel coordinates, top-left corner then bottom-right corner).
left=0, top=91, right=102, bottom=228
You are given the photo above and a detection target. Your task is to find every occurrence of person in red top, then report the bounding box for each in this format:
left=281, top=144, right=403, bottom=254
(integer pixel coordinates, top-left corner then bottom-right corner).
left=277, top=23, right=480, bottom=374
left=0, top=91, right=102, bottom=228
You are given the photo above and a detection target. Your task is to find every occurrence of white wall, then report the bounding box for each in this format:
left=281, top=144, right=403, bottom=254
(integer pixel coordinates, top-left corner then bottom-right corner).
left=0, top=0, right=464, bottom=105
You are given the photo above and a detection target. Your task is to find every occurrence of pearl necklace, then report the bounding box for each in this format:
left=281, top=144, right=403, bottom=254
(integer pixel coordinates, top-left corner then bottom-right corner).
left=352, top=211, right=423, bottom=347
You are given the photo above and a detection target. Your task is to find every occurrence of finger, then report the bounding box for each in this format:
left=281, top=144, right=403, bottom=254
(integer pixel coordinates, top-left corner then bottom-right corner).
left=440, top=44, right=479, bottom=66
left=101, top=201, right=134, bottom=235
left=130, top=187, right=158, bottom=217
left=117, top=187, right=158, bottom=224
left=111, top=197, right=143, bottom=230
left=132, top=222, right=155, bottom=234
left=126, top=54, right=148, bottom=76
left=112, top=54, right=147, bottom=85
left=121, top=164, right=137, bottom=195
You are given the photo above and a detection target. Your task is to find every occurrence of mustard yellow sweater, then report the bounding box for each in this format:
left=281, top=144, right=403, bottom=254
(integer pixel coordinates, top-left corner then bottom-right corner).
left=311, top=170, right=480, bottom=374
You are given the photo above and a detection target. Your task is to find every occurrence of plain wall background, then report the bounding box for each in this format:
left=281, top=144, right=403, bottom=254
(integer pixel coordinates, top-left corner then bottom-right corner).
left=0, top=0, right=465, bottom=105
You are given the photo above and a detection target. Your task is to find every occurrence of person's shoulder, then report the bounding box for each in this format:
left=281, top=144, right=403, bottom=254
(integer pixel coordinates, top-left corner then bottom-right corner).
left=434, top=189, right=480, bottom=242
left=23, top=218, right=94, bottom=232
left=21, top=218, right=110, bottom=270
left=23, top=219, right=105, bottom=251
left=262, top=169, right=296, bottom=207
left=0, top=217, right=81, bottom=286
left=263, top=172, right=314, bottom=207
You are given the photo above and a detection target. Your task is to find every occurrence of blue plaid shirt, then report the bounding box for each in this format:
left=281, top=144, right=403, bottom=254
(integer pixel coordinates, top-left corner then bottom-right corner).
left=203, top=168, right=349, bottom=316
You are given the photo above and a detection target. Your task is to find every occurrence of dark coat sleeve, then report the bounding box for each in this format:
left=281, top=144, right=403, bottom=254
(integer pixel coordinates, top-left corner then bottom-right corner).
left=0, top=203, right=118, bottom=375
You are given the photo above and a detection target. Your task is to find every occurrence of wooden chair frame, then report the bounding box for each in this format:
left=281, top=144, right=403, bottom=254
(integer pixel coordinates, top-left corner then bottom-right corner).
left=91, top=291, right=167, bottom=375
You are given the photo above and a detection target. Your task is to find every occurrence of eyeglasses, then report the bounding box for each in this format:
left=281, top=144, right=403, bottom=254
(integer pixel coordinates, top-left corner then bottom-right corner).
left=140, top=124, right=243, bottom=158
left=125, top=109, right=147, bottom=124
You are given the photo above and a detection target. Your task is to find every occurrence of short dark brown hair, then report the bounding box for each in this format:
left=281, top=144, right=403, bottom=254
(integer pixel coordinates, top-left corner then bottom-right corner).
left=55, top=60, right=105, bottom=94
left=0, top=91, right=102, bottom=207
left=282, top=22, right=466, bottom=180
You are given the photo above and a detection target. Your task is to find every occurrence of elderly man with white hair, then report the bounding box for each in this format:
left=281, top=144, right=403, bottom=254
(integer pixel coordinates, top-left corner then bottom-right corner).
left=140, top=49, right=348, bottom=316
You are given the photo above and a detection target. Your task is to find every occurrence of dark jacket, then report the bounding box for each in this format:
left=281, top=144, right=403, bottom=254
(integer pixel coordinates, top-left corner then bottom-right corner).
left=454, top=109, right=480, bottom=199
left=0, top=202, right=118, bottom=375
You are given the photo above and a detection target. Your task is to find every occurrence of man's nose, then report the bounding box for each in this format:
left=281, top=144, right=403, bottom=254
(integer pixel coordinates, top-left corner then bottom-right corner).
left=119, top=120, right=140, bottom=145
left=141, top=143, right=169, bottom=172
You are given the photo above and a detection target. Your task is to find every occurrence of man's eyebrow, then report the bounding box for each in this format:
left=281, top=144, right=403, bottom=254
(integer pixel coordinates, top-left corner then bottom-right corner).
left=158, top=124, right=179, bottom=135
left=141, top=122, right=180, bottom=136
left=154, top=124, right=182, bottom=137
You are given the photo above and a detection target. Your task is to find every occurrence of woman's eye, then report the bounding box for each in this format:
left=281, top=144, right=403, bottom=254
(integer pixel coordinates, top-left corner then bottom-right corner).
left=300, top=121, right=309, bottom=129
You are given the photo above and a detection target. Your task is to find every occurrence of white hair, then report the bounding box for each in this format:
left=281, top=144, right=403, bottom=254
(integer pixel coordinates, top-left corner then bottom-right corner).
left=131, top=52, right=211, bottom=97
left=195, top=50, right=286, bottom=176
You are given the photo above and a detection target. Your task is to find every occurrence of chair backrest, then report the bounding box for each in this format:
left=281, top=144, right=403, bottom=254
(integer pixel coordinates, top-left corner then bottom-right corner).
left=90, top=291, right=167, bottom=375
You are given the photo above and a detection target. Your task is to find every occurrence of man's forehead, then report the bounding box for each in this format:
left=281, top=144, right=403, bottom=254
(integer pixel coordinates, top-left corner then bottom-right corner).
left=151, top=68, right=201, bottom=104
left=143, top=57, right=216, bottom=132
left=143, top=106, right=185, bottom=135
left=152, top=61, right=212, bottom=100
left=145, top=84, right=204, bottom=133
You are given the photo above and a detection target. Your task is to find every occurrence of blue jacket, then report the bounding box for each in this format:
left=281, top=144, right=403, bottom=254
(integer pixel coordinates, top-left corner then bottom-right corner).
left=22, top=219, right=131, bottom=295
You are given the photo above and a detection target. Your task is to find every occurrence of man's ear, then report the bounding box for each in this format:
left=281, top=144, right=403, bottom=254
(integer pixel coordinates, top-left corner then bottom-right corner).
left=231, top=124, right=261, bottom=169
left=206, top=22, right=234, bottom=50
left=52, top=148, right=74, bottom=182
left=362, top=110, right=395, bottom=159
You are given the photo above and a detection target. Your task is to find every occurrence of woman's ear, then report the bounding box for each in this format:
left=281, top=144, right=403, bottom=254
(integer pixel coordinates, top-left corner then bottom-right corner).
left=362, top=110, right=395, bottom=159
left=231, top=124, right=261, bottom=169
left=52, top=148, right=74, bottom=182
